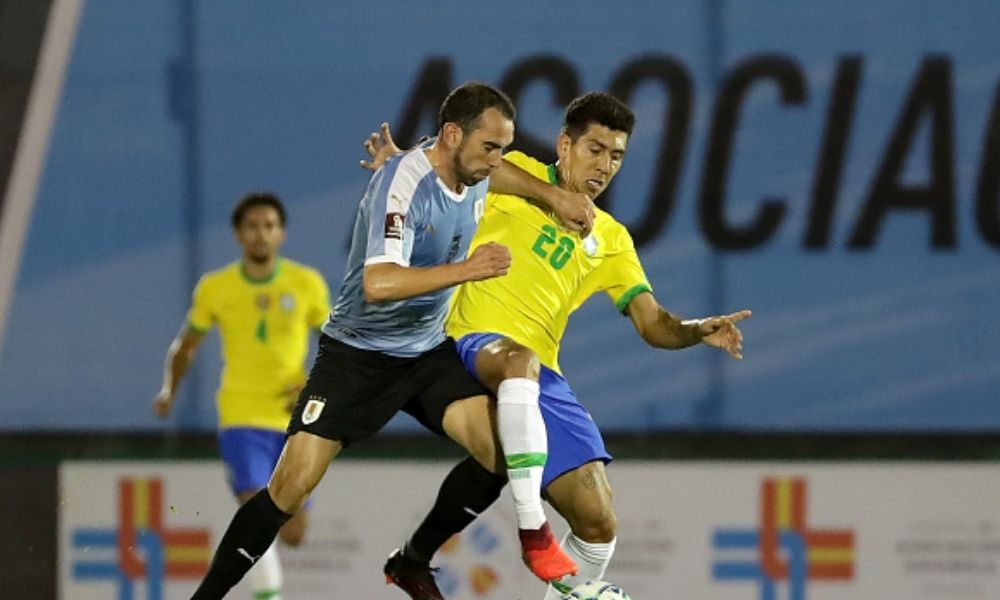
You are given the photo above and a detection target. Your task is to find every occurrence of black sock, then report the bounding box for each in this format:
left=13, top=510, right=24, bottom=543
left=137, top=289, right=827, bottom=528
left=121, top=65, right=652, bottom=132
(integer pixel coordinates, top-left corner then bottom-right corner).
left=404, top=456, right=507, bottom=564
left=192, top=489, right=291, bottom=599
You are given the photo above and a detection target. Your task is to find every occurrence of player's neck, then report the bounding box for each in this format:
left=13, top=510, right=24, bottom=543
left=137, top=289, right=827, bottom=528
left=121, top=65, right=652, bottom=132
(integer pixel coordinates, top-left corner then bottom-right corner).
left=553, top=161, right=578, bottom=195
left=424, top=146, right=463, bottom=194
left=241, top=256, right=279, bottom=282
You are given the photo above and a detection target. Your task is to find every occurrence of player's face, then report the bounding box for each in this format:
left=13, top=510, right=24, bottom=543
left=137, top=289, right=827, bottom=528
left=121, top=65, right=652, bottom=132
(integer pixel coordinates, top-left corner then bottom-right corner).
left=234, top=205, right=285, bottom=263
left=557, top=123, right=629, bottom=199
left=453, top=107, right=515, bottom=187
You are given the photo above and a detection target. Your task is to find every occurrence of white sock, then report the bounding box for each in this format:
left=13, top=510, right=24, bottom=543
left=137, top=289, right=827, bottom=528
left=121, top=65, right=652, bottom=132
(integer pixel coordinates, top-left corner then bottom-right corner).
left=497, top=377, right=547, bottom=530
left=247, top=542, right=283, bottom=599
left=542, top=534, right=616, bottom=600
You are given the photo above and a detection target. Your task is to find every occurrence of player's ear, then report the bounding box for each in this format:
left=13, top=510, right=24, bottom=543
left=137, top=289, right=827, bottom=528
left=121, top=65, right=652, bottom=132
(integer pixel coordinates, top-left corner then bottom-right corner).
left=556, top=131, right=571, bottom=162
left=442, top=122, right=463, bottom=149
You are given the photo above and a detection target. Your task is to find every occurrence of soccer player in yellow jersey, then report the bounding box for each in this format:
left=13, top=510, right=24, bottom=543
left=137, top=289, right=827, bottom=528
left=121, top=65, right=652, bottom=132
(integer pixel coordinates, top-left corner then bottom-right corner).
left=153, top=192, right=330, bottom=600
left=365, top=93, right=749, bottom=600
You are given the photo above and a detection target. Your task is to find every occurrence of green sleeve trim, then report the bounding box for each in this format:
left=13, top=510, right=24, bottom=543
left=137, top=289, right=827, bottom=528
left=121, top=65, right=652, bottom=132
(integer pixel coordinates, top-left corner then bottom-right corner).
left=615, top=283, right=652, bottom=315
left=187, top=320, right=210, bottom=334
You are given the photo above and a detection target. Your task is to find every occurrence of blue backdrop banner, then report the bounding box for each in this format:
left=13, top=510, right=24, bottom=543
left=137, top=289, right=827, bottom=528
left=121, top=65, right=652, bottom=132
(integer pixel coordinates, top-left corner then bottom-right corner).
left=2, top=1, right=998, bottom=432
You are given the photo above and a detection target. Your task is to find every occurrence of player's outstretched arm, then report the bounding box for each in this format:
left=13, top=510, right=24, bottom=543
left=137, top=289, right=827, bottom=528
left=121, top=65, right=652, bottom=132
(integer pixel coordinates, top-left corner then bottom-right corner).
left=363, top=242, right=511, bottom=303
left=625, top=292, right=750, bottom=359
left=359, top=122, right=594, bottom=236
left=153, top=324, right=206, bottom=418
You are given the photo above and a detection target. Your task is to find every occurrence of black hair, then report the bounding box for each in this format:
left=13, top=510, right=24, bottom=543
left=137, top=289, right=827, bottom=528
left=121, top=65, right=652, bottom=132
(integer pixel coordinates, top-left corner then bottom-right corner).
left=438, top=81, right=516, bottom=134
left=231, top=192, right=287, bottom=228
left=562, top=92, right=635, bottom=141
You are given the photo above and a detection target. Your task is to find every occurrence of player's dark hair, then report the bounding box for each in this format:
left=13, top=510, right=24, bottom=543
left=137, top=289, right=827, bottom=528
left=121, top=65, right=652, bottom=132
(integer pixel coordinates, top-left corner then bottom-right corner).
left=438, top=81, right=516, bottom=135
left=562, top=92, right=635, bottom=141
left=231, top=192, right=287, bottom=228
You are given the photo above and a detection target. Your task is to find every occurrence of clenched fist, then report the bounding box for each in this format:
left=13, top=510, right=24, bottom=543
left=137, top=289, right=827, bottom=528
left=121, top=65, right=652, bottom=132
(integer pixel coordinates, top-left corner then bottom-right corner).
left=462, top=242, right=511, bottom=281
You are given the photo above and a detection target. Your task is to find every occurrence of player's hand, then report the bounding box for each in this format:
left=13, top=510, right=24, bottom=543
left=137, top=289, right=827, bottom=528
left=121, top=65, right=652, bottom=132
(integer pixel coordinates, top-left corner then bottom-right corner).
left=360, top=122, right=402, bottom=171
left=282, top=383, right=305, bottom=413
left=550, top=187, right=595, bottom=237
left=152, top=390, right=175, bottom=418
left=697, top=310, right=751, bottom=360
left=462, top=242, right=511, bottom=281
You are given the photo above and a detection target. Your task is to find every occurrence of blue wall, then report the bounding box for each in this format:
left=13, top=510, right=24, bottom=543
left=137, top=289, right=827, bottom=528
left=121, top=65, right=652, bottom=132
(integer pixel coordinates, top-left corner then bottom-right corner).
left=3, top=1, right=999, bottom=432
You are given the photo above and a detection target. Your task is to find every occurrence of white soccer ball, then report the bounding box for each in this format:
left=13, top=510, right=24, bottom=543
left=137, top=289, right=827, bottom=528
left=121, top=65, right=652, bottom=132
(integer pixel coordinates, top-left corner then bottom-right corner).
left=564, top=579, right=632, bottom=600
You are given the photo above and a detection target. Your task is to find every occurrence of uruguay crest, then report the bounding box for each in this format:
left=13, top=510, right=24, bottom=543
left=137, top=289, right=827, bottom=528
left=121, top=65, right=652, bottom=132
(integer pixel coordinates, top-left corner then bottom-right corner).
left=302, top=395, right=326, bottom=425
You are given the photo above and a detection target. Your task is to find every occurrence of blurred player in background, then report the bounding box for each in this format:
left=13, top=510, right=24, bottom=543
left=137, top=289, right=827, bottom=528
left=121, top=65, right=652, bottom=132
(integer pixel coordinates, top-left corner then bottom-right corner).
left=364, top=93, right=749, bottom=600
left=153, top=192, right=330, bottom=600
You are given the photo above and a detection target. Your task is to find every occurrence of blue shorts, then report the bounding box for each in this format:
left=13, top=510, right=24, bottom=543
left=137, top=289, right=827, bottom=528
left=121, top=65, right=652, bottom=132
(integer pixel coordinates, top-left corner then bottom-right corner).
left=454, top=332, right=612, bottom=489
left=217, top=427, right=286, bottom=496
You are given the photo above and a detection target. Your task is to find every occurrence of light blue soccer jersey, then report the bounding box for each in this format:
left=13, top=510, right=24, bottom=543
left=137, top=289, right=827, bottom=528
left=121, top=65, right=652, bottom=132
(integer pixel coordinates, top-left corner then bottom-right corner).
left=323, top=147, right=488, bottom=357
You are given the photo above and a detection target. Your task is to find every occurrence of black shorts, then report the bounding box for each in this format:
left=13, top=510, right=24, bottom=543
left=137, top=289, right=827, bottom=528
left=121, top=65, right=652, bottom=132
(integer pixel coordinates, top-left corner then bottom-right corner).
left=287, top=334, right=489, bottom=446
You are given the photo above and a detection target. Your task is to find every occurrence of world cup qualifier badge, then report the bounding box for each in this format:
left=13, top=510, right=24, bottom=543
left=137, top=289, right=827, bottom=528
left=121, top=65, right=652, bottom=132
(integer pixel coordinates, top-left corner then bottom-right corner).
left=302, top=395, right=326, bottom=425
left=384, top=212, right=405, bottom=240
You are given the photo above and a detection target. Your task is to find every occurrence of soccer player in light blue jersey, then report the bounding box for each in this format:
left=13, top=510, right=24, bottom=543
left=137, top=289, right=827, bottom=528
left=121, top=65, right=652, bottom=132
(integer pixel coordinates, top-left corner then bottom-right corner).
left=190, top=82, right=595, bottom=599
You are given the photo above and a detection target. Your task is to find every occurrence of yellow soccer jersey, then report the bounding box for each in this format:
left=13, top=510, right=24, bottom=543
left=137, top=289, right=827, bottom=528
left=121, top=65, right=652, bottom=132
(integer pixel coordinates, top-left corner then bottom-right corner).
left=446, top=151, right=652, bottom=373
left=187, top=258, right=330, bottom=430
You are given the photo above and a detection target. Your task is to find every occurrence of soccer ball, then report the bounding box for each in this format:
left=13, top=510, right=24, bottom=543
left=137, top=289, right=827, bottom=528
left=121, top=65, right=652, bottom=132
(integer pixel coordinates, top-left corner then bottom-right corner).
left=564, top=579, right=631, bottom=600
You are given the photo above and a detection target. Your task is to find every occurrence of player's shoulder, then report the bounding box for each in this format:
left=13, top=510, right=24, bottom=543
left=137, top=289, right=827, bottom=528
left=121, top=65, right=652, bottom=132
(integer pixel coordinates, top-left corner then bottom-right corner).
left=279, top=256, right=310, bottom=273
left=199, top=261, right=240, bottom=286
left=379, top=148, right=436, bottom=205
left=191, top=262, right=239, bottom=301
left=593, top=209, right=636, bottom=250
left=502, top=150, right=541, bottom=168
left=281, top=258, right=325, bottom=285
left=502, top=151, right=549, bottom=178
left=386, top=148, right=435, bottom=184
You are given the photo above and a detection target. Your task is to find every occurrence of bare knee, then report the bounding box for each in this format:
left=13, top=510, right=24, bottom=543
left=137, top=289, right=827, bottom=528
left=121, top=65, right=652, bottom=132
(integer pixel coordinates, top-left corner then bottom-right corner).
left=476, top=339, right=541, bottom=390
left=500, top=345, right=540, bottom=381
left=267, top=474, right=312, bottom=514
left=267, top=433, right=340, bottom=513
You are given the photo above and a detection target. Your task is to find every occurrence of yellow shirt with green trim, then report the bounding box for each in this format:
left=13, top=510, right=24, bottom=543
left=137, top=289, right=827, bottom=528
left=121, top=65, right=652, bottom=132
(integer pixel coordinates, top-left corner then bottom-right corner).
left=187, top=258, right=330, bottom=431
left=446, top=151, right=652, bottom=373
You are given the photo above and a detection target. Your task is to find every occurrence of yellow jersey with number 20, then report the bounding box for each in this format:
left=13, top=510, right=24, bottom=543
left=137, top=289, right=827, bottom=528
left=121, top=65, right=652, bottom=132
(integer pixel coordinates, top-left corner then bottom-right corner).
left=446, top=151, right=651, bottom=373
